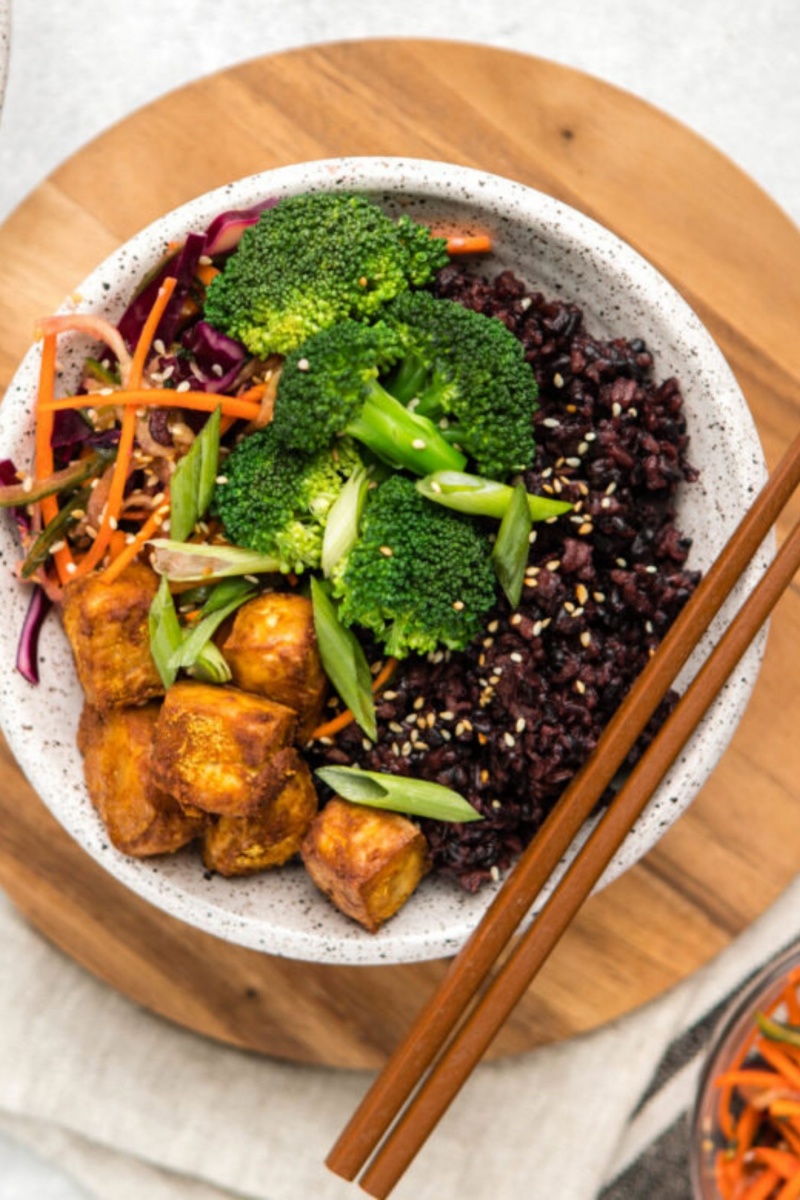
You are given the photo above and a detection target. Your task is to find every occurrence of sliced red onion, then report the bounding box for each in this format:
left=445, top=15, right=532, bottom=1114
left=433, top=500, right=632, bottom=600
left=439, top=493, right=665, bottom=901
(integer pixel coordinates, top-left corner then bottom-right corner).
left=117, top=232, right=206, bottom=353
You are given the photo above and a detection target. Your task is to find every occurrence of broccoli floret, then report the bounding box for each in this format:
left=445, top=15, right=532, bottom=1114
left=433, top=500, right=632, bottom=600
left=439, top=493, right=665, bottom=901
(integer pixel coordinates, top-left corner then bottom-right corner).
left=383, top=290, right=539, bottom=479
left=203, top=192, right=449, bottom=357
left=213, top=425, right=365, bottom=574
left=270, top=319, right=467, bottom=477
left=331, top=474, right=497, bottom=659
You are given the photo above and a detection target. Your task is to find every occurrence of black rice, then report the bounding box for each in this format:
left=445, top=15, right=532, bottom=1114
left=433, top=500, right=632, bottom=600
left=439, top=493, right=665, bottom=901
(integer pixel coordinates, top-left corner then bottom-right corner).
left=309, top=266, right=701, bottom=892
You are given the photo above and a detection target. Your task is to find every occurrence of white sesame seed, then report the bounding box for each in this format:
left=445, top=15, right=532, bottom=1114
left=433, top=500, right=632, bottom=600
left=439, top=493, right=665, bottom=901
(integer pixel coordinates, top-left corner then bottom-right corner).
left=49, top=539, right=66, bottom=553
left=503, top=732, right=515, bottom=748
left=580, top=631, right=592, bottom=648
left=487, top=620, right=499, bottom=633
left=515, top=717, right=526, bottom=733
left=429, top=480, right=442, bottom=493
left=533, top=620, right=543, bottom=636
left=490, top=865, right=501, bottom=882
left=153, top=338, right=166, bottom=355
left=510, top=613, right=522, bottom=626
left=215, top=475, right=229, bottom=486
left=379, top=545, right=393, bottom=557
left=566, top=457, right=581, bottom=468
left=577, top=441, right=589, bottom=455
left=362, top=739, right=373, bottom=751
left=553, top=373, right=565, bottom=388
left=439, top=710, right=454, bottom=721
left=546, top=559, right=561, bottom=571
left=452, top=599, right=465, bottom=611
left=543, top=417, right=560, bottom=428
left=389, top=721, right=404, bottom=734
left=575, top=680, right=586, bottom=694
left=65, top=561, right=77, bottom=575
left=297, top=358, right=310, bottom=372
left=412, top=438, right=427, bottom=450
left=413, top=696, right=425, bottom=710
left=175, top=380, right=191, bottom=393
left=510, top=651, right=523, bottom=663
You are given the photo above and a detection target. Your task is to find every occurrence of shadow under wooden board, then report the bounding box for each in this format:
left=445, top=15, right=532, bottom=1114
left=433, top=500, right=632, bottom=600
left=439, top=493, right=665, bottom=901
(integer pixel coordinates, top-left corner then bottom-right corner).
left=0, top=40, right=799, bottom=1070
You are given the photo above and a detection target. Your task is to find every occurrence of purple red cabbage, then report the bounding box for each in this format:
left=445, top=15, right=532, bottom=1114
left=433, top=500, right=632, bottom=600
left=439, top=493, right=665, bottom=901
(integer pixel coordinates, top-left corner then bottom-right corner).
left=15, top=584, right=52, bottom=685
left=115, top=200, right=278, bottom=356
left=116, top=232, right=206, bottom=354
left=0, top=458, right=32, bottom=539
left=202, top=198, right=278, bottom=257
left=160, top=320, right=248, bottom=395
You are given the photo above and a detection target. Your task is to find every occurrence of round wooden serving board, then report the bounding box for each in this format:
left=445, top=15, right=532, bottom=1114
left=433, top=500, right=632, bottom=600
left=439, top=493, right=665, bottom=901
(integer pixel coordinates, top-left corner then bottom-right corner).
left=0, top=40, right=799, bottom=1070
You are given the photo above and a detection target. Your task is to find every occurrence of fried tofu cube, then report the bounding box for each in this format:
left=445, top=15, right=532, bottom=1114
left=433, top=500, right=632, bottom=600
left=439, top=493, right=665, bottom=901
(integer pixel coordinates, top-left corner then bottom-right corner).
left=151, top=680, right=297, bottom=817
left=202, top=750, right=318, bottom=876
left=61, top=562, right=164, bottom=709
left=301, top=797, right=431, bottom=932
left=221, top=592, right=327, bottom=739
left=78, top=703, right=205, bottom=856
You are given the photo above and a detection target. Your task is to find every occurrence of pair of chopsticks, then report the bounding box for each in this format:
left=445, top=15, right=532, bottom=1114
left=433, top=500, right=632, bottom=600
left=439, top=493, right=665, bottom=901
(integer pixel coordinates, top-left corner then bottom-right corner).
left=326, top=425, right=800, bottom=1198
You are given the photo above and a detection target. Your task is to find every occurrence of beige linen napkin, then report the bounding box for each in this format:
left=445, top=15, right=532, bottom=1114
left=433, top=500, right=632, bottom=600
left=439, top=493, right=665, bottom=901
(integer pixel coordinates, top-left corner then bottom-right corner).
left=1, top=876, right=798, bottom=1200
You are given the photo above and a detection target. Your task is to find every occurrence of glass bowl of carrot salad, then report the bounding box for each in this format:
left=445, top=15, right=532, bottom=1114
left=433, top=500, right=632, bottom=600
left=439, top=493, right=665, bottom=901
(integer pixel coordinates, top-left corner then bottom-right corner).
left=691, top=942, right=800, bottom=1200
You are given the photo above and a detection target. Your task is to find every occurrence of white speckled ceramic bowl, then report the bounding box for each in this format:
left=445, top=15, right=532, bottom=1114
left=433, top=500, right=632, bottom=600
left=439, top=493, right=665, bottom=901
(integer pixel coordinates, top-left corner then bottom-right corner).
left=0, top=158, right=769, bottom=965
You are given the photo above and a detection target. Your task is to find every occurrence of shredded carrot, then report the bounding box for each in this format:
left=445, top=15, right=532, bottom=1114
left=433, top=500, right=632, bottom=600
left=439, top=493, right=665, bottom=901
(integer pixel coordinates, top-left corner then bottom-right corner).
left=442, top=233, right=494, bottom=255
left=717, top=1069, right=795, bottom=1090
left=68, top=279, right=177, bottom=579
left=760, top=1044, right=800, bottom=1091
left=778, top=1169, right=800, bottom=1199
left=197, top=262, right=220, bottom=287
left=99, top=501, right=170, bottom=585
left=749, top=1148, right=800, bottom=1179
left=40, top=387, right=261, bottom=423
left=742, top=1168, right=783, bottom=1200
left=310, top=657, right=399, bottom=740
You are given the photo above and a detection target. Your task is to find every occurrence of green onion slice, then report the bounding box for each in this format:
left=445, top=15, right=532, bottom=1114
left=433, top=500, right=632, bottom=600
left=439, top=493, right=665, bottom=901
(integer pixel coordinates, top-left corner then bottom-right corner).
left=148, top=575, right=184, bottom=688
left=19, top=486, right=93, bottom=580
left=321, top=463, right=369, bottom=578
left=315, top=765, right=483, bottom=823
left=147, top=538, right=281, bottom=582
left=310, top=576, right=377, bottom=742
left=491, top=481, right=532, bottom=609
left=188, top=641, right=232, bottom=685
left=168, top=586, right=256, bottom=671
left=169, top=405, right=221, bottom=543
left=416, top=470, right=571, bottom=522
left=755, top=1011, right=800, bottom=1049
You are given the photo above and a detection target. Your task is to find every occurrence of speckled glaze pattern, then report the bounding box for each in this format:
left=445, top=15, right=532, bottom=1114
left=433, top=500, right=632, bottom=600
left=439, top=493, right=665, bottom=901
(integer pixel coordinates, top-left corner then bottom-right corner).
left=0, top=158, right=770, bottom=965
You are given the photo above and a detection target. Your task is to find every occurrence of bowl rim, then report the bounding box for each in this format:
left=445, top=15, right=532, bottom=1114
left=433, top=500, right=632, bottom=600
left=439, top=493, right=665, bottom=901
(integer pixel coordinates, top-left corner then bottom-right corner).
left=0, top=156, right=771, bottom=964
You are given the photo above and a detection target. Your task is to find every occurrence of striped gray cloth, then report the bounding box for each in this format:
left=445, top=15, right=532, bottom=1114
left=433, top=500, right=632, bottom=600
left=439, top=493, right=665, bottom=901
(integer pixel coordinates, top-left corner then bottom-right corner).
left=0, top=879, right=797, bottom=1200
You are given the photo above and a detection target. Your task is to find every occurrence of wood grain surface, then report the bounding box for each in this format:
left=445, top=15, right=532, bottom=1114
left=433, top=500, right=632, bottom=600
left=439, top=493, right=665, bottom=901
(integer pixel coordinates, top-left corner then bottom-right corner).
left=0, top=40, right=798, bottom=1070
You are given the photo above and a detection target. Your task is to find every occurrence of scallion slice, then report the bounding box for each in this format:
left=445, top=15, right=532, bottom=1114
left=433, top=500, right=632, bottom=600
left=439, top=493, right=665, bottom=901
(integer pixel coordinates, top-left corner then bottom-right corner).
left=416, top=470, right=571, bottom=522
left=491, top=481, right=532, bottom=608
left=148, top=538, right=281, bottom=582
left=148, top=575, right=184, bottom=688
left=169, top=405, right=221, bottom=543
left=315, top=765, right=483, bottom=823
left=168, top=586, right=256, bottom=672
left=310, top=576, right=377, bottom=742
left=321, top=463, right=369, bottom=578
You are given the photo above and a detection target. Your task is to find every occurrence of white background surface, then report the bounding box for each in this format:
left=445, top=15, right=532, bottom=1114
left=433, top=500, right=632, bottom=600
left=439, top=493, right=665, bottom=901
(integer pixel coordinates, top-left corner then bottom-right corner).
left=0, top=0, right=797, bottom=1195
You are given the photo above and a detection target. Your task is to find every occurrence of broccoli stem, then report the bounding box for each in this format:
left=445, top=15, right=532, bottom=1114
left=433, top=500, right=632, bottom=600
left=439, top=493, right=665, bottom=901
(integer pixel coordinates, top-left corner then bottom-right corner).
left=346, top=383, right=467, bottom=477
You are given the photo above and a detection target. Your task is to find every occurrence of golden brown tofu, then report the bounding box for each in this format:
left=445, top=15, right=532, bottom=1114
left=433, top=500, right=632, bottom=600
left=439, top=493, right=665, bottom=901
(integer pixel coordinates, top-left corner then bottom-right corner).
left=221, top=592, right=327, bottom=739
left=78, top=704, right=205, bottom=856
left=61, top=562, right=164, bottom=709
left=202, top=750, right=318, bottom=876
left=301, top=797, right=431, bottom=932
left=151, top=680, right=298, bottom=817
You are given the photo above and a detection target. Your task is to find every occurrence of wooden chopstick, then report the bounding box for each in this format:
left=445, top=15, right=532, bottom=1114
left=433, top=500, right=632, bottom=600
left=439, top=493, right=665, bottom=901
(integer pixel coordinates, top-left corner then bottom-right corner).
left=357, top=505, right=800, bottom=1199
left=327, top=426, right=800, bottom=1192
